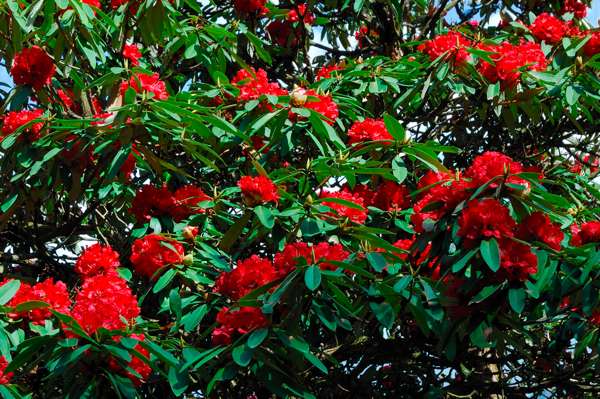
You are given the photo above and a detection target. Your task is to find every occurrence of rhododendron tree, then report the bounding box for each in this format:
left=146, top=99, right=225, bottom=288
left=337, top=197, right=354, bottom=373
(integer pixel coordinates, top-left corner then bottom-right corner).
left=0, top=0, right=599, bottom=398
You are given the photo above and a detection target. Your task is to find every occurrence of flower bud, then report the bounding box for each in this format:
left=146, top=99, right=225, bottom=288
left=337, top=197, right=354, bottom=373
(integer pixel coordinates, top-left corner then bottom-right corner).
left=183, top=254, right=194, bottom=266
left=290, top=86, right=308, bottom=107
left=182, top=226, right=199, bottom=241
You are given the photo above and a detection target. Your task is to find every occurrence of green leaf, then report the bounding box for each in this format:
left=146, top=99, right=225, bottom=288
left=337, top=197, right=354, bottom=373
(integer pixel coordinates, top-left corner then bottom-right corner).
left=304, top=266, right=321, bottom=291
left=469, top=284, right=503, bottom=305
left=168, top=363, right=189, bottom=396
left=153, top=268, right=177, bottom=293
left=254, top=206, right=275, bottom=229
left=232, top=344, right=253, bottom=367
left=383, top=114, right=406, bottom=142
left=366, top=252, right=387, bottom=273
left=246, top=328, right=268, bottom=349
left=182, top=304, right=208, bottom=332
left=508, top=287, right=525, bottom=314
left=451, top=248, right=478, bottom=273
left=1, top=194, right=18, bottom=213
left=369, top=302, right=395, bottom=329
left=0, top=280, right=20, bottom=305
left=480, top=239, right=500, bottom=272
left=393, top=275, right=412, bottom=293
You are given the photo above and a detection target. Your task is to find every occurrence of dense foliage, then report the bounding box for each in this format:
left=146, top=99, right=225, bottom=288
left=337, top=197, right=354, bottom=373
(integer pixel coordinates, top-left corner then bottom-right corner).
left=0, top=0, right=600, bottom=397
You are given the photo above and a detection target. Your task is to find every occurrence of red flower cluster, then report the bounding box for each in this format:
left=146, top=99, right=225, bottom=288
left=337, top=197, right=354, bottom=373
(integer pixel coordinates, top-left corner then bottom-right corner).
left=478, top=41, right=547, bottom=87
left=82, top=0, right=101, bottom=8
left=5, top=278, right=71, bottom=325
left=0, top=356, right=12, bottom=385
left=214, top=255, right=277, bottom=300
left=563, top=0, right=588, bottom=19
left=373, top=181, right=411, bottom=211
left=232, top=68, right=286, bottom=106
left=70, top=274, right=140, bottom=335
left=417, top=31, right=472, bottom=66
left=517, top=212, right=564, bottom=250
left=131, top=184, right=211, bottom=222
left=274, top=241, right=350, bottom=277
left=355, top=26, right=379, bottom=48
left=233, top=0, right=268, bottom=15
left=212, top=307, right=269, bottom=346
left=319, top=189, right=368, bottom=224
left=109, top=334, right=151, bottom=386
left=347, top=118, right=393, bottom=145
left=75, top=243, right=120, bottom=277
left=583, top=31, right=600, bottom=56
left=300, top=90, right=339, bottom=124
left=391, top=238, right=438, bottom=278
left=315, top=64, right=343, bottom=80
left=465, top=151, right=527, bottom=188
left=570, top=154, right=599, bottom=174
left=238, top=175, right=279, bottom=206
left=10, top=46, right=56, bottom=90
left=1, top=109, right=44, bottom=142
left=570, top=221, right=600, bottom=246
left=529, top=13, right=571, bottom=45
left=457, top=198, right=517, bottom=247
left=129, top=234, right=185, bottom=278
left=288, top=4, right=315, bottom=24
left=123, top=44, right=142, bottom=66
left=120, top=72, right=169, bottom=100
left=498, top=239, right=538, bottom=281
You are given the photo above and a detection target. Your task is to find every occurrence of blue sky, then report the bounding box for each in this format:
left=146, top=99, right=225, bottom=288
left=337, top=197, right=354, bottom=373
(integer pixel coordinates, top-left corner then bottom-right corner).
left=1, top=2, right=599, bottom=86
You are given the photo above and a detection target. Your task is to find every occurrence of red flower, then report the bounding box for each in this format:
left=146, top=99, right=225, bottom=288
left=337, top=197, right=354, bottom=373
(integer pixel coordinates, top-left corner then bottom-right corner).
left=10, top=46, right=56, bottom=90
left=119, top=144, right=140, bottom=179
left=582, top=31, right=600, bottom=56
left=319, top=189, right=368, bottom=224
left=591, top=309, right=600, bottom=326
left=75, top=243, right=121, bottom=277
left=289, top=89, right=339, bottom=124
left=372, top=181, right=410, bottom=211
left=108, top=334, right=151, bottom=386
left=70, top=274, right=140, bottom=335
left=0, top=356, right=13, bottom=385
left=130, top=185, right=177, bottom=223
left=238, top=175, right=279, bottom=206
left=172, top=185, right=212, bottom=220
left=477, top=41, right=547, bottom=87
left=212, top=307, right=269, bottom=346
left=214, top=255, right=278, bottom=300
left=120, top=72, right=169, bottom=100
left=517, top=212, right=564, bottom=251
left=498, top=238, right=538, bottom=281
left=56, top=88, right=79, bottom=112
left=130, top=234, right=184, bottom=278
left=563, top=0, right=588, bottom=19
left=347, top=118, right=393, bottom=145
left=1, top=109, right=44, bottom=142
left=316, top=64, right=342, bottom=80
left=267, top=20, right=302, bottom=48
left=123, top=44, right=142, bottom=66
left=274, top=241, right=350, bottom=277
left=233, top=0, right=268, bottom=14
left=182, top=226, right=199, bottom=240
left=288, top=4, right=315, bottom=24
left=417, top=31, right=472, bottom=66
left=570, top=221, right=600, bottom=246
left=529, top=13, right=570, bottom=45
left=457, top=198, right=517, bottom=247
left=232, top=68, right=286, bottom=110
left=465, top=151, right=526, bottom=188
left=570, top=154, right=599, bottom=174
left=6, top=278, right=71, bottom=325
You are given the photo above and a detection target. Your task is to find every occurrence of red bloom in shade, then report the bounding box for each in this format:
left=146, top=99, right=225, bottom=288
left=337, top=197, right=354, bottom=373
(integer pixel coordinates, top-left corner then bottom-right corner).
left=289, top=89, right=339, bottom=124
left=231, top=68, right=286, bottom=110
left=120, top=72, right=169, bottom=100
left=238, top=175, right=279, bottom=206
left=172, top=185, right=212, bottom=220
left=583, top=31, right=600, bottom=56
left=214, top=255, right=278, bottom=300
left=130, top=234, right=184, bottom=278
left=233, top=0, right=268, bottom=14
left=529, top=13, right=570, bottom=45
left=319, top=189, right=368, bottom=224
left=123, top=44, right=142, bottom=66
left=591, top=309, right=600, bottom=326
left=82, top=0, right=101, bottom=7
left=119, top=144, right=140, bottom=179
left=70, top=274, right=140, bottom=335
left=465, top=151, right=526, bottom=188
left=498, top=238, right=538, bottom=281
left=7, top=278, right=71, bottom=325
left=274, top=241, right=350, bottom=277
left=130, top=185, right=177, bottom=223
left=212, top=307, right=270, bottom=346
left=10, top=46, right=56, bottom=90
left=109, top=334, right=151, bottom=386
left=417, top=31, right=472, bottom=66
left=389, top=238, right=438, bottom=278
left=570, top=221, right=600, bottom=246
left=570, top=154, right=599, bottom=174
left=347, top=118, right=393, bottom=145
left=267, top=20, right=302, bottom=48
left=345, top=184, right=376, bottom=207
left=0, top=356, right=13, bottom=385
left=75, top=243, right=121, bottom=277
left=288, top=4, right=315, bottom=24
left=563, top=0, right=588, bottom=19
left=1, top=109, right=44, bottom=142
left=477, top=41, right=547, bottom=87
left=517, top=212, right=564, bottom=251
left=457, top=198, right=517, bottom=247
left=56, top=89, right=80, bottom=113
left=372, top=181, right=410, bottom=211
left=316, top=64, right=343, bottom=80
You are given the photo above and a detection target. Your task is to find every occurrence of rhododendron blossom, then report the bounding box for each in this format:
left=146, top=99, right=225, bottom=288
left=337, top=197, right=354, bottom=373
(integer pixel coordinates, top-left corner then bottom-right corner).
left=347, top=118, right=393, bottom=144
left=131, top=185, right=177, bottom=222
left=130, top=234, right=185, bottom=278
left=274, top=241, right=350, bottom=277
left=233, top=0, right=268, bottom=15
left=529, top=13, right=570, bottom=45
left=563, top=0, right=588, bottom=18
left=212, top=307, right=269, bottom=346
left=10, top=46, right=56, bottom=90
left=477, top=41, right=547, bottom=87
left=238, top=175, right=279, bottom=206
left=372, top=181, right=411, bottom=211
left=123, top=43, right=142, bottom=66
left=5, top=278, right=71, bottom=325
left=417, top=31, right=472, bottom=65
left=75, top=243, right=121, bottom=277
left=517, top=212, right=564, bottom=251
left=457, top=198, right=516, bottom=247
left=120, top=72, right=169, bottom=100
left=287, top=4, right=315, bottom=24
left=316, top=64, right=343, bottom=80
left=583, top=31, right=600, bottom=56
left=294, top=90, right=339, bottom=124
left=570, top=221, right=600, bottom=246
left=109, top=334, right=151, bottom=386
left=0, top=356, right=12, bottom=385
left=232, top=68, right=286, bottom=106
left=1, top=109, right=44, bottom=142
left=319, top=189, right=368, bottom=223
left=465, top=151, right=526, bottom=188
left=498, top=239, right=538, bottom=281
left=214, top=255, right=277, bottom=300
